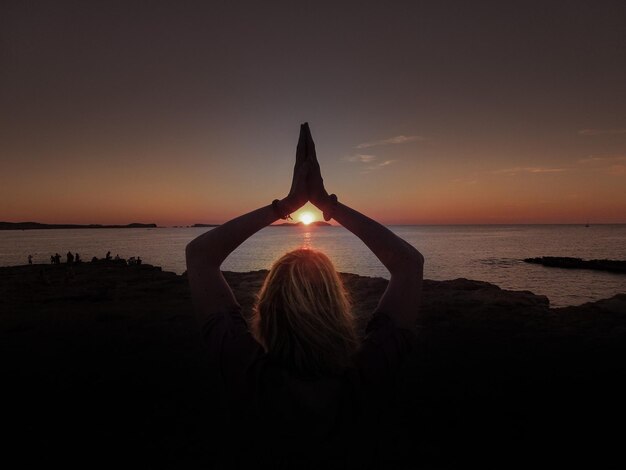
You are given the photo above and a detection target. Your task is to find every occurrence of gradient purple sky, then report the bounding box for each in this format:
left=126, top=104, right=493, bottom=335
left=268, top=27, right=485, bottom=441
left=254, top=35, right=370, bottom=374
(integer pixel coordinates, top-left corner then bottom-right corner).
left=1, top=0, right=625, bottom=225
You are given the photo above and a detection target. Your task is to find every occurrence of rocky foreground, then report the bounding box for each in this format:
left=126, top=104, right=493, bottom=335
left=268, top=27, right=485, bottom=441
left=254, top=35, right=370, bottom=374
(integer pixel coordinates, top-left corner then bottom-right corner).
left=2, top=262, right=625, bottom=468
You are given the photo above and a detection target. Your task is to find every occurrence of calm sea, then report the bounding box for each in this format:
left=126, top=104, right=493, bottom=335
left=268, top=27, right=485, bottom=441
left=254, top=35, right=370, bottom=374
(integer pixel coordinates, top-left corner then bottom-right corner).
left=1, top=225, right=625, bottom=307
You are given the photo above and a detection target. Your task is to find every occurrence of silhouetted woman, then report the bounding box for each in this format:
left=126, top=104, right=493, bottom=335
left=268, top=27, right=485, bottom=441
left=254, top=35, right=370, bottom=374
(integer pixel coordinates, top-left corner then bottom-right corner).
left=186, top=123, right=424, bottom=469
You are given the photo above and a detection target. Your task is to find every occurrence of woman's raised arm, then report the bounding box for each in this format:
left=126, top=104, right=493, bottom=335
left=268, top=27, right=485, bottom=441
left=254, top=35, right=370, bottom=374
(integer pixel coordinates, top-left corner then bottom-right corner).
left=305, top=124, right=424, bottom=330
left=186, top=125, right=309, bottom=326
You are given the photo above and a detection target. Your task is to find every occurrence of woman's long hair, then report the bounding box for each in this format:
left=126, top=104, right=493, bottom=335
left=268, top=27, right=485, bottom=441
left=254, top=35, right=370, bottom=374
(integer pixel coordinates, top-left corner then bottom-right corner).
left=251, top=248, right=359, bottom=376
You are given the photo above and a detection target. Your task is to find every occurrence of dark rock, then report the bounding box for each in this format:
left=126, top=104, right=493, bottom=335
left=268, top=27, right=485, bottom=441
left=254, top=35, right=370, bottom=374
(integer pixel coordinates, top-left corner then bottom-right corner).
left=1, top=262, right=624, bottom=468
left=524, top=256, right=626, bottom=273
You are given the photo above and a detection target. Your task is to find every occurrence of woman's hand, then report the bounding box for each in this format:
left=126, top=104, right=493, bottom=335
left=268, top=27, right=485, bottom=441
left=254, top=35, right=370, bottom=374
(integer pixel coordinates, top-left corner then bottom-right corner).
left=303, top=123, right=331, bottom=211
left=282, top=124, right=310, bottom=213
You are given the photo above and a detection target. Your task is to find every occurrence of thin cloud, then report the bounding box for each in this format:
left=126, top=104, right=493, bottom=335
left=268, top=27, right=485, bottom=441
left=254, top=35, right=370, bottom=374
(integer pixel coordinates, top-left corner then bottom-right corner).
left=578, top=129, right=626, bottom=136
left=492, top=166, right=567, bottom=176
left=344, top=154, right=377, bottom=163
left=578, top=155, right=626, bottom=164
left=578, top=155, right=626, bottom=176
left=356, top=135, right=424, bottom=149
left=364, top=159, right=396, bottom=172
left=345, top=153, right=396, bottom=174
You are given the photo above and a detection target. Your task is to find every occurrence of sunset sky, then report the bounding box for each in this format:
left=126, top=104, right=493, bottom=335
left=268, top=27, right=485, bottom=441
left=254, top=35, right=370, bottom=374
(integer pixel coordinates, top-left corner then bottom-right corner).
left=1, top=0, right=625, bottom=225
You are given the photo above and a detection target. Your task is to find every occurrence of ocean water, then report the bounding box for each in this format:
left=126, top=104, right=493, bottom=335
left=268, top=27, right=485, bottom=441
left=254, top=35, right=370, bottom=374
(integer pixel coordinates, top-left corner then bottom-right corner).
left=1, top=225, right=625, bottom=307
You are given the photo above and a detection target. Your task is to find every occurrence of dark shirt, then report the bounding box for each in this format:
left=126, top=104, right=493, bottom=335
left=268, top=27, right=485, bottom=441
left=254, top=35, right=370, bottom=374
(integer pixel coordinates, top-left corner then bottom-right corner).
left=202, top=307, right=416, bottom=469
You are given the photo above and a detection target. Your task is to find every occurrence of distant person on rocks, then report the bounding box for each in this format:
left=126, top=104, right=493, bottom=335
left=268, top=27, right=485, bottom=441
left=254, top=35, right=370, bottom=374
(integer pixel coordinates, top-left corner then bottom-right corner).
left=50, top=255, right=55, bottom=264
left=54, top=253, right=61, bottom=264
left=106, top=251, right=112, bottom=261
left=114, top=254, right=120, bottom=261
left=75, top=253, right=81, bottom=263
left=66, top=252, right=74, bottom=264
left=28, top=255, right=33, bottom=265
left=186, top=123, right=424, bottom=468
left=136, top=256, right=142, bottom=265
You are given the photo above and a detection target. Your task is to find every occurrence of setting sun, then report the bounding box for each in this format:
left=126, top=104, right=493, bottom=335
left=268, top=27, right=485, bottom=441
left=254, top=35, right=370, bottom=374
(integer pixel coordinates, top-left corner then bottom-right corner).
left=299, top=212, right=315, bottom=225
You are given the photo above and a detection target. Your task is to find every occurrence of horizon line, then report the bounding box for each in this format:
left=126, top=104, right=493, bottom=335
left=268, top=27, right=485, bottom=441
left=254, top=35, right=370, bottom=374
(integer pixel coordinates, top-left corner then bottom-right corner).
left=3, top=220, right=626, bottom=229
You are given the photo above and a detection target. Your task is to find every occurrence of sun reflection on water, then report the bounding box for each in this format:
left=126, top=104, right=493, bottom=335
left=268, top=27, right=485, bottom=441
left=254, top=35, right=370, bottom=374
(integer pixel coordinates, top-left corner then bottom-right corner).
left=302, top=231, right=312, bottom=249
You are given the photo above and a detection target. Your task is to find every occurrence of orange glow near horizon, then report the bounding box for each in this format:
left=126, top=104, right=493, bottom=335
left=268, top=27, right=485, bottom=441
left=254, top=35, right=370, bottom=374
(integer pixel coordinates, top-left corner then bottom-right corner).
left=2, top=139, right=625, bottom=226
left=2, top=192, right=626, bottom=226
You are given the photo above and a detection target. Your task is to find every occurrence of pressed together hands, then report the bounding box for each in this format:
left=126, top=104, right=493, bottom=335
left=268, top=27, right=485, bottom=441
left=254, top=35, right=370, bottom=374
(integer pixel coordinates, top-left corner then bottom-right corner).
left=282, top=123, right=333, bottom=216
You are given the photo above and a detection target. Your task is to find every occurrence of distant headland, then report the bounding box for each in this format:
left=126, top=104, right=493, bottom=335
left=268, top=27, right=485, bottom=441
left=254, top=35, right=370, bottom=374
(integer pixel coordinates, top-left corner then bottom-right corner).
left=524, top=256, right=626, bottom=274
left=0, top=222, right=157, bottom=230
left=273, top=221, right=332, bottom=227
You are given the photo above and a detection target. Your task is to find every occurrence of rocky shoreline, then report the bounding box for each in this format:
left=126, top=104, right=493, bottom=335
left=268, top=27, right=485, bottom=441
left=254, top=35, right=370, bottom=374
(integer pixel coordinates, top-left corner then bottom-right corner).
left=2, top=262, right=625, bottom=468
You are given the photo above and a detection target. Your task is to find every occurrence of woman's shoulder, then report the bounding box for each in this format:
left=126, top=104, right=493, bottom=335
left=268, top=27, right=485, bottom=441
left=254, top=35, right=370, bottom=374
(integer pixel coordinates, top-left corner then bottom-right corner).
left=201, top=305, right=249, bottom=337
